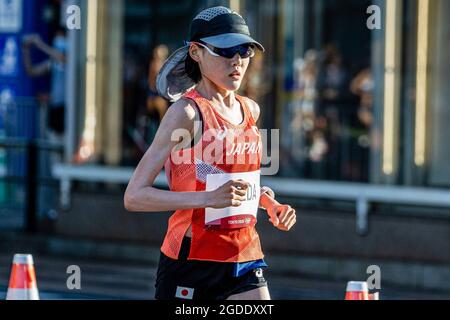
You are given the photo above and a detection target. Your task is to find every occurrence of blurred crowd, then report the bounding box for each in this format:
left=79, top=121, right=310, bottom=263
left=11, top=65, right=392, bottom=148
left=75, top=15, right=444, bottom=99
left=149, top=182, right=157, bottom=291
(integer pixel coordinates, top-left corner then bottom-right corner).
left=16, top=0, right=377, bottom=183
left=122, top=42, right=375, bottom=182
left=282, top=44, right=375, bottom=181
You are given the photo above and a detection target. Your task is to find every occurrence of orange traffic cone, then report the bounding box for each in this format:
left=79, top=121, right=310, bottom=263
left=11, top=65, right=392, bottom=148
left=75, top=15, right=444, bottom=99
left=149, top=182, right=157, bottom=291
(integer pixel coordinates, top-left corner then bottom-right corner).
left=345, top=281, right=369, bottom=300
left=368, top=292, right=380, bottom=300
left=6, top=254, right=40, bottom=300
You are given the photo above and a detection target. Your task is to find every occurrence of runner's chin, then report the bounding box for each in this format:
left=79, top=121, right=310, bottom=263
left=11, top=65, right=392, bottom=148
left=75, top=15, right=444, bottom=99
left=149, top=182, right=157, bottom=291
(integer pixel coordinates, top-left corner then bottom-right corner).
left=224, top=77, right=242, bottom=91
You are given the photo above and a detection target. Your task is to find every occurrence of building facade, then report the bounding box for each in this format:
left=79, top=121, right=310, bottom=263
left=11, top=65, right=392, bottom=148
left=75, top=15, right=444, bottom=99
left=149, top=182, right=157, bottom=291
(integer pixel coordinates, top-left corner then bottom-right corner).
left=1, top=1, right=449, bottom=294
left=1, top=0, right=449, bottom=244
left=63, top=0, right=449, bottom=186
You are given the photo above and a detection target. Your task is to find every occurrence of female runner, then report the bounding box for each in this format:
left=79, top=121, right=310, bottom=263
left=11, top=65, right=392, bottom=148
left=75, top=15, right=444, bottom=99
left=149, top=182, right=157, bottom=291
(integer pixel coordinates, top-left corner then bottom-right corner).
left=125, top=6, right=296, bottom=300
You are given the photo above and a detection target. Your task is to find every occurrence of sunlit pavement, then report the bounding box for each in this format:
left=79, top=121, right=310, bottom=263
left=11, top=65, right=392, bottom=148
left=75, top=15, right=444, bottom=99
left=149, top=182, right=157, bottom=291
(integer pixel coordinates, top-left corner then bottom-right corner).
left=0, top=288, right=112, bottom=300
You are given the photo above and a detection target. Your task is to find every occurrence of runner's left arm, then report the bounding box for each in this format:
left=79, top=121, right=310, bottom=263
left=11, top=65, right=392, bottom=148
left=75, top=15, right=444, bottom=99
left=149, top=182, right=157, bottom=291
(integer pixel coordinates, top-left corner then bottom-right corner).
left=248, top=98, right=297, bottom=231
left=259, top=189, right=297, bottom=232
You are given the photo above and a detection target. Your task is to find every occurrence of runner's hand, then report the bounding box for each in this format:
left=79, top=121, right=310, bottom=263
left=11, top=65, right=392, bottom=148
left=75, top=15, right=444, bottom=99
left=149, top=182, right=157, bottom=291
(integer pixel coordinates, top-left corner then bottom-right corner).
left=209, top=179, right=250, bottom=209
left=267, top=204, right=296, bottom=231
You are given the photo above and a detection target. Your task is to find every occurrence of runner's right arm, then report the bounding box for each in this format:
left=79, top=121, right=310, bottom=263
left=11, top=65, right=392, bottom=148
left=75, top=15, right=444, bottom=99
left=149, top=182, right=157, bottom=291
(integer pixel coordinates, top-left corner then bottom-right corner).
left=124, top=98, right=249, bottom=212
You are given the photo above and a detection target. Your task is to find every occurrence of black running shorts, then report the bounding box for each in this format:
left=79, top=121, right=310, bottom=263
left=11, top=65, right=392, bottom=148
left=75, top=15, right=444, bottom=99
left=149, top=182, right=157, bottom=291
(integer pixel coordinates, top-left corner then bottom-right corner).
left=154, top=237, right=268, bottom=300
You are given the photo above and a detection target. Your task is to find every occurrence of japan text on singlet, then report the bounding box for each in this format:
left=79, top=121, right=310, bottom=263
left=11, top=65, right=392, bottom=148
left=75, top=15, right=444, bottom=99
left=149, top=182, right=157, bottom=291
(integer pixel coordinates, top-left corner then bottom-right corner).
left=160, top=89, right=264, bottom=262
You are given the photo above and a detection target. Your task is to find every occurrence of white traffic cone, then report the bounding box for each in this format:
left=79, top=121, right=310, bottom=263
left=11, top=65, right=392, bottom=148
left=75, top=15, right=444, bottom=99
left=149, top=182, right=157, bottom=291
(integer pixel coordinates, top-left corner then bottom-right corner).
left=6, top=254, right=40, bottom=300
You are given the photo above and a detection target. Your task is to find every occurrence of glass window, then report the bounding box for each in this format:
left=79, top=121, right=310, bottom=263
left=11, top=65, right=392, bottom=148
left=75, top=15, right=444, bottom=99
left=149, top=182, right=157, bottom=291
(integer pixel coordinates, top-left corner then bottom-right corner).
left=265, top=0, right=375, bottom=182
left=79, top=0, right=448, bottom=189
left=426, top=0, right=450, bottom=187
left=120, top=0, right=229, bottom=166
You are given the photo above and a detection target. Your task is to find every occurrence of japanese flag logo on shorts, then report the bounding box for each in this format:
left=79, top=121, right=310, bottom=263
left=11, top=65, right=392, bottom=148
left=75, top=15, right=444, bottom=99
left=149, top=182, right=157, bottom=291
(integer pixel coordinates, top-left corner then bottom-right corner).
left=175, top=286, right=194, bottom=299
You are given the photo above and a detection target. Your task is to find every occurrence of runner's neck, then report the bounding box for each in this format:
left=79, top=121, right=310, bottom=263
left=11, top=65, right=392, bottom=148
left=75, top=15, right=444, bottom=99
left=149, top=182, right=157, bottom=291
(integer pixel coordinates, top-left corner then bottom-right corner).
left=196, top=81, right=236, bottom=109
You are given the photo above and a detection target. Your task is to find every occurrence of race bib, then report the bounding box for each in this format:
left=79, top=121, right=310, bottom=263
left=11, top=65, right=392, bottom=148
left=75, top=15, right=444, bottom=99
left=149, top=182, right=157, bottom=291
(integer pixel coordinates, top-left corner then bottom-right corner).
left=205, top=170, right=260, bottom=229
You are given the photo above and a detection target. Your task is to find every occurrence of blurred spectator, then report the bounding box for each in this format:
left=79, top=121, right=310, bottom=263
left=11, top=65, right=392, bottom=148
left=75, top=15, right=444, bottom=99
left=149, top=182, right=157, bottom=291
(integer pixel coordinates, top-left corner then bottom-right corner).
left=122, top=45, right=169, bottom=160
left=21, top=28, right=67, bottom=225
left=293, top=49, right=319, bottom=120
left=317, top=44, right=370, bottom=180
left=347, top=67, right=375, bottom=181
left=309, top=129, right=329, bottom=162
left=350, top=68, right=374, bottom=128
left=285, top=44, right=374, bottom=181
left=122, top=49, right=147, bottom=163
left=283, top=49, right=325, bottom=176
left=42, top=0, right=70, bottom=40
left=318, top=44, right=347, bottom=105
left=22, top=29, right=67, bottom=138
left=147, top=44, right=169, bottom=122
left=140, top=45, right=169, bottom=151
left=294, top=49, right=330, bottom=164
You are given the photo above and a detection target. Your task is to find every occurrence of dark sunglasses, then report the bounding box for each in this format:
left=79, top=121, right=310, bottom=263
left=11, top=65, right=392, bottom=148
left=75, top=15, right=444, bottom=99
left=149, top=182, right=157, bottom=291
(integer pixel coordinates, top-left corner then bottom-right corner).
left=190, top=41, right=255, bottom=59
